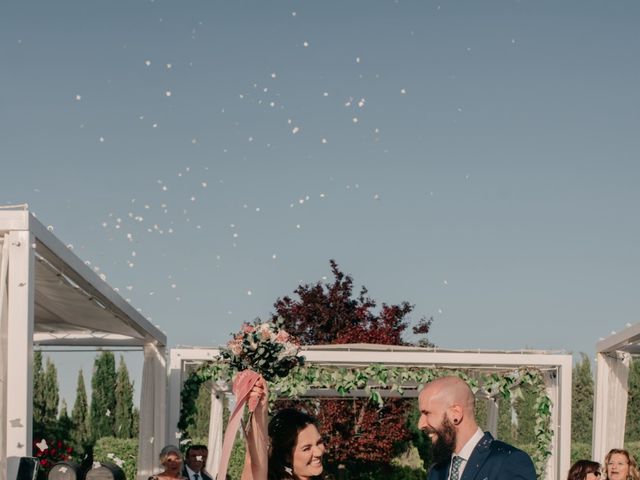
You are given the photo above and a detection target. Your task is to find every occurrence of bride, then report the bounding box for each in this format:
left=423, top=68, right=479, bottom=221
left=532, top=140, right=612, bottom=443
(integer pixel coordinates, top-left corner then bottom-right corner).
left=242, top=377, right=326, bottom=480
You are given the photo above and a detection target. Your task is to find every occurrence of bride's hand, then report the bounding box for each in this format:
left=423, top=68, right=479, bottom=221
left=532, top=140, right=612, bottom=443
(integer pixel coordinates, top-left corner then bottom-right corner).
left=248, top=376, right=267, bottom=408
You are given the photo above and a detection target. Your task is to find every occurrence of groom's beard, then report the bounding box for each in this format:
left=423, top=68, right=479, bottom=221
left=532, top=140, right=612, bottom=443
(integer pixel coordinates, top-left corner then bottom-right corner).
left=428, top=415, right=457, bottom=465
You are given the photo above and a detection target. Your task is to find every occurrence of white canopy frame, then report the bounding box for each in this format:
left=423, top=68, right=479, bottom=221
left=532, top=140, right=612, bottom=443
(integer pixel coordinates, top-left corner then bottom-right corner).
left=169, top=345, right=572, bottom=480
left=0, top=207, right=167, bottom=480
left=592, top=322, right=640, bottom=462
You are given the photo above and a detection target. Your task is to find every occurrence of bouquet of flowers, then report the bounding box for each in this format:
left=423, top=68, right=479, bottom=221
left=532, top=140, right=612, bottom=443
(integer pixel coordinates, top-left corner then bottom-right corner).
left=219, top=316, right=304, bottom=381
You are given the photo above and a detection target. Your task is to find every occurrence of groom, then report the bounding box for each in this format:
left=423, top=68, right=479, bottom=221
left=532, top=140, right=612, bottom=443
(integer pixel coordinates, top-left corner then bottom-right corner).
left=418, top=376, right=536, bottom=480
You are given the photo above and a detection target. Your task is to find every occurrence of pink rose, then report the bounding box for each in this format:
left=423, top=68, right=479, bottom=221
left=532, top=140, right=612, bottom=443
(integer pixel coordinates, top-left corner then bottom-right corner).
left=228, top=339, right=243, bottom=356
left=242, top=323, right=255, bottom=333
left=259, top=323, right=272, bottom=340
left=275, top=330, right=290, bottom=343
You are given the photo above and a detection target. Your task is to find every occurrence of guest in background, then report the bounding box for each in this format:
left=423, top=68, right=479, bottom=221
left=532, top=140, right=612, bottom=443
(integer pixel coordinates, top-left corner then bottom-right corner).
left=604, top=449, right=640, bottom=480
left=183, top=445, right=213, bottom=480
left=149, top=445, right=186, bottom=480
left=567, top=460, right=601, bottom=480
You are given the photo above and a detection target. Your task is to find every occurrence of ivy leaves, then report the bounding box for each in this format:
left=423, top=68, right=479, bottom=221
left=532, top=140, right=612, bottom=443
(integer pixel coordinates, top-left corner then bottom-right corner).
left=178, top=362, right=552, bottom=476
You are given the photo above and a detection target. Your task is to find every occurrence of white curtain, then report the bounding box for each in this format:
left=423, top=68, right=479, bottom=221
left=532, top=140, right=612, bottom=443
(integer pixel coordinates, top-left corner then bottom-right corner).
left=0, top=235, right=10, bottom=480
left=205, top=388, right=225, bottom=478
left=485, top=397, right=498, bottom=437
left=593, top=351, right=630, bottom=463
left=137, top=344, right=167, bottom=480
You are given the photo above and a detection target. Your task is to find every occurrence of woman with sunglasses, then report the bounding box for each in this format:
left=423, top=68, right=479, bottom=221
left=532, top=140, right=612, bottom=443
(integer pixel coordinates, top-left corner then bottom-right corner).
left=568, top=460, right=601, bottom=480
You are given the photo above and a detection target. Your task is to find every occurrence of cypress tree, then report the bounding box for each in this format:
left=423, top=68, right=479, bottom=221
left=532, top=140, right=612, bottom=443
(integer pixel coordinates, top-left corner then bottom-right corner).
left=33, top=351, right=47, bottom=435
left=43, top=358, right=60, bottom=424
left=57, top=400, right=73, bottom=443
left=71, top=369, right=91, bottom=449
left=187, top=383, right=211, bottom=440
left=625, top=357, right=640, bottom=443
left=114, top=356, right=135, bottom=438
left=571, top=353, right=594, bottom=445
left=90, top=352, right=117, bottom=440
left=512, top=383, right=537, bottom=445
left=132, top=407, right=140, bottom=439
left=497, top=396, right=517, bottom=444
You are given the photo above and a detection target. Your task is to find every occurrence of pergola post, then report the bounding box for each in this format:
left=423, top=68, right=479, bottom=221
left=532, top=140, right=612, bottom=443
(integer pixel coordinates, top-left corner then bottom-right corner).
left=592, top=351, right=630, bottom=463
left=205, top=388, right=225, bottom=478
left=5, top=231, right=35, bottom=480
left=137, top=344, right=167, bottom=480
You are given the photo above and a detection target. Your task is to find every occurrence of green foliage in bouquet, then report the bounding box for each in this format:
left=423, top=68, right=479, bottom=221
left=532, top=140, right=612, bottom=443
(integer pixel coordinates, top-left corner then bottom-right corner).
left=218, top=317, right=304, bottom=381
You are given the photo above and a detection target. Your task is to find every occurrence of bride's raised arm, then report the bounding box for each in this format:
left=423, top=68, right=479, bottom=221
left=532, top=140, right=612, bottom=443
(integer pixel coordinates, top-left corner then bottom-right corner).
left=241, top=376, right=269, bottom=480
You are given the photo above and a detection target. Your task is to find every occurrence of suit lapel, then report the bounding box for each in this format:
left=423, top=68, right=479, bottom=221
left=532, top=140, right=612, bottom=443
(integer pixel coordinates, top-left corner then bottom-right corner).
left=460, top=432, right=494, bottom=480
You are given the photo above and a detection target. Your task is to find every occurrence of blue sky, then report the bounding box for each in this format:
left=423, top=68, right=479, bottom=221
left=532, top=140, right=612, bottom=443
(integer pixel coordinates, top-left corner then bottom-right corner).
left=2, top=0, right=639, bottom=405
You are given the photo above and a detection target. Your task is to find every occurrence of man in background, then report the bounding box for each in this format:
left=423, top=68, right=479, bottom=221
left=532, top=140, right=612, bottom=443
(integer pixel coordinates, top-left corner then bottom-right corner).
left=183, top=445, right=213, bottom=480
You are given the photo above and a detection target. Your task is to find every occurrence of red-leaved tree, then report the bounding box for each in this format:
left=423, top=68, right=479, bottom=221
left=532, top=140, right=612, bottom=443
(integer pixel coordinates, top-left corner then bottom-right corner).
left=272, top=260, right=432, bottom=470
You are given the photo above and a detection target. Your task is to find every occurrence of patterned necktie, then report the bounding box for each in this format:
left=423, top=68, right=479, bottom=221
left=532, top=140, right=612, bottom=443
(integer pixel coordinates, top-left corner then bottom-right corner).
left=194, top=473, right=199, bottom=480
left=450, top=456, right=463, bottom=480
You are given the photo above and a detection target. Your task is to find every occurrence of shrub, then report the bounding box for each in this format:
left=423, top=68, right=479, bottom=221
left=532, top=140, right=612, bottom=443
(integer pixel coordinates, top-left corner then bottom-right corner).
left=571, top=443, right=591, bottom=464
left=94, top=437, right=138, bottom=480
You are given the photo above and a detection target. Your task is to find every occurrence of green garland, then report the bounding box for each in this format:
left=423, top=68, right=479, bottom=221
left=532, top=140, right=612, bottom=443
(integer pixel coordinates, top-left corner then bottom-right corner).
left=178, top=362, right=552, bottom=476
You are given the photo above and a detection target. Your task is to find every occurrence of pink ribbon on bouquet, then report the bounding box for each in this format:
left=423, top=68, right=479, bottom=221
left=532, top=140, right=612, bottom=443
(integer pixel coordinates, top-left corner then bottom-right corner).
left=216, top=369, right=266, bottom=480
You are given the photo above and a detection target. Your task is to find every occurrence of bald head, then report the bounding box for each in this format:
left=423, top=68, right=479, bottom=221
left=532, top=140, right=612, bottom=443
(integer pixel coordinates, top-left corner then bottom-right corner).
left=417, top=376, right=479, bottom=453
left=421, top=376, right=475, bottom=415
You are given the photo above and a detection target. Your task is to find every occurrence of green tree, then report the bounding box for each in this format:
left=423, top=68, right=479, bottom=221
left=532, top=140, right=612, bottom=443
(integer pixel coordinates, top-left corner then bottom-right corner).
left=57, top=400, right=74, bottom=442
left=572, top=353, right=594, bottom=445
left=187, top=383, right=212, bottom=440
left=43, top=358, right=60, bottom=423
left=514, top=383, right=537, bottom=445
left=132, top=407, right=140, bottom=439
left=71, top=369, right=91, bottom=450
left=115, top=356, right=135, bottom=438
left=497, top=397, right=516, bottom=444
left=33, top=351, right=47, bottom=437
left=625, top=357, right=640, bottom=443
left=90, top=352, right=117, bottom=440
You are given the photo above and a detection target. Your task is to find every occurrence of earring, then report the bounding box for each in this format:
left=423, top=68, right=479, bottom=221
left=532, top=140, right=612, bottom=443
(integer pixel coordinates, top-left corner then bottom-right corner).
left=284, top=466, right=293, bottom=476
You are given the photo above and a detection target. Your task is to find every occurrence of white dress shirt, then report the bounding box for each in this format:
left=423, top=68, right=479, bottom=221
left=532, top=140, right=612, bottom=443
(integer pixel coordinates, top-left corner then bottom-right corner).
left=448, top=427, right=484, bottom=480
left=185, top=465, right=201, bottom=480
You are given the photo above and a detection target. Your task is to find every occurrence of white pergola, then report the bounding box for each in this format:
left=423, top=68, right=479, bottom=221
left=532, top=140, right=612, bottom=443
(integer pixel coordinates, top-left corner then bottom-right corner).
left=168, top=345, right=572, bottom=480
left=592, top=322, right=640, bottom=462
left=0, top=206, right=167, bottom=480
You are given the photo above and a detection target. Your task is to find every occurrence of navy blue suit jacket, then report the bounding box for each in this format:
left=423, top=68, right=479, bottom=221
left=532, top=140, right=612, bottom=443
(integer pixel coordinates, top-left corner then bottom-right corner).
left=426, top=432, right=537, bottom=480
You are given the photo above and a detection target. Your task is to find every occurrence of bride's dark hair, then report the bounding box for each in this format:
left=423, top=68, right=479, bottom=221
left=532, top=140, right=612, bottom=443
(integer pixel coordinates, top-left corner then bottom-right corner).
left=268, top=408, right=323, bottom=480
